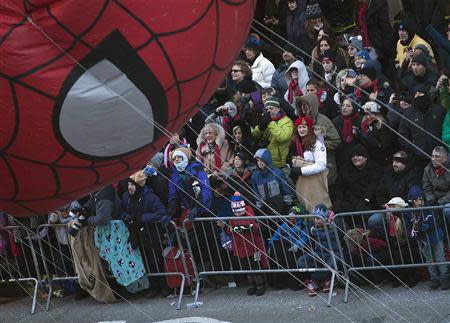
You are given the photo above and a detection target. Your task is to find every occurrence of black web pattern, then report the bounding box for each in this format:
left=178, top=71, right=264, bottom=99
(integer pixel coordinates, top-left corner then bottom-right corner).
left=0, top=0, right=253, bottom=214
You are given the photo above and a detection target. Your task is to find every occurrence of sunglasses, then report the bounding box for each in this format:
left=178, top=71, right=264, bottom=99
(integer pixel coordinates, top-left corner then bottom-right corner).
left=231, top=69, right=242, bottom=73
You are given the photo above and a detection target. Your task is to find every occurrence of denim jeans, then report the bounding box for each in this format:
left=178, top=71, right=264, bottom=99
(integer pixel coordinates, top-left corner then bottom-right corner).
left=442, top=203, right=450, bottom=225
left=419, top=240, right=448, bottom=283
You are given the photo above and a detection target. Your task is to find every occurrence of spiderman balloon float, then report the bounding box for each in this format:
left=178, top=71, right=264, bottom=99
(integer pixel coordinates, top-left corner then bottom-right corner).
left=0, top=0, right=255, bottom=216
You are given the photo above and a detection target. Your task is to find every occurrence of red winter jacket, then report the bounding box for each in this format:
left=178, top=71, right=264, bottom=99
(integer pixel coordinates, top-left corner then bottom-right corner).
left=226, top=206, right=268, bottom=268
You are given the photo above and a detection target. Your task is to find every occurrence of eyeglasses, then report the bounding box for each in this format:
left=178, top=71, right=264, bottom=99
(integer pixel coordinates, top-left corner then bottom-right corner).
left=231, top=69, right=242, bottom=73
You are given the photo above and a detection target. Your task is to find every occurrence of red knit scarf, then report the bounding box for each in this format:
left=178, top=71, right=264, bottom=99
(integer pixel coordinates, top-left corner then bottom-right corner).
left=200, top=141, right=222, bottom=170
left=360, top=118, right=372, bottom=134
left=434, top=166, right=446, bottom=177
left=271, top=111, right=287, bottom=121
left=294, top=135, right=304, bottom=158
left=357, top=1, right=371, bottom=47
left=287, top=80, right=304, bottom=104
left=355, top=79, right=378, bottom=100
left=341, top=112, right=360, bottom=144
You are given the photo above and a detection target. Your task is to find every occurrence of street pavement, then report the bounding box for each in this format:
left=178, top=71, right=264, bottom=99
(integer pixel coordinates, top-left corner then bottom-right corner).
left=2, top=281, right=450, bottom=323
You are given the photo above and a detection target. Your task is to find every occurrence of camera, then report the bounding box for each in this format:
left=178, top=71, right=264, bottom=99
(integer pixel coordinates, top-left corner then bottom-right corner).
left=68, top=207, right=88, bottom=237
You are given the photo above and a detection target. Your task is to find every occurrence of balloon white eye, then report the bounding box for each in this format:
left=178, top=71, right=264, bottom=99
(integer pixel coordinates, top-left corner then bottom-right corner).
left=59, top=59, right=154, bottom=158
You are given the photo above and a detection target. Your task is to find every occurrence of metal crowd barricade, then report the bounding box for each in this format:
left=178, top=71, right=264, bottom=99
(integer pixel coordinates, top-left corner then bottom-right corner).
left=332, top=205, right=450, bottom=302
left=37, top=220, right=190, bottom=310
left=182, top=214, right=340, bottom=306
left=0, top=225, right=41, bottom=314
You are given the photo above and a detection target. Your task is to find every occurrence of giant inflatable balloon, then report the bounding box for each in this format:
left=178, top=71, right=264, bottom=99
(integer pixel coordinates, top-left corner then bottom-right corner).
left=0, top=0, right=255, bottom=216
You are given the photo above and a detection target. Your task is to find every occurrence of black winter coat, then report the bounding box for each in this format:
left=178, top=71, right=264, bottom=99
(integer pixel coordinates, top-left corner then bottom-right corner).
left=357, top=120, right=393, bottom=168
left=375, top=165, right=421, bottom=208
left=365, top=0, right=395, bottom=59
left=333, top=113, right=363, bottom=169
left=333, top=161, right=380, bottom=213
left=398, top=104, right=445, bottom=162
left=400, top=71, right=438, bottom=96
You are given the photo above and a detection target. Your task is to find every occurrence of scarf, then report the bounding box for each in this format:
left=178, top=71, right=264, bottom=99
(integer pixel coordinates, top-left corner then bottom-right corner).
left=287, top=79, right=303, bottom=104
left=341, top=112, right=360, bottom=144
left=360, top=118, right=373, bottom=134
left=271, top=111, right=287, bottom=122
left=357, top=1, right=371, bottom=47
left=294, top=135, right=304, bottom=158
left=355, top=79, right=378, bottom=100
left=199, top=141, right=222, bottom=170
left=434, top=166, right=446, bottom=177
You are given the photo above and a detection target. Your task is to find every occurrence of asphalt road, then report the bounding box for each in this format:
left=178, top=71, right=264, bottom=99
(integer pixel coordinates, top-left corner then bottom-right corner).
left=2, top=281, right=450, bottom=323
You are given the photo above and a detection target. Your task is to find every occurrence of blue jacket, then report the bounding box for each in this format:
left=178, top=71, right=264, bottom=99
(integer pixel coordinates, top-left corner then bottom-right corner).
left=251, top=149, right=293, bottom=206
left=311, top=226, right=340, bottom=255
left=168, top=161, right=212, bottom=213
left=268, top=219, right=309, bottom=250
left=405, top=208, right=444, bottom=247
left=120, top=186, right=166, bottom=223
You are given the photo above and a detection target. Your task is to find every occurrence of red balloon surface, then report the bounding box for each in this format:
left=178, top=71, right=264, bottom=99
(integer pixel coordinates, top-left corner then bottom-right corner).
left=0, top=0, right=254, bottom=216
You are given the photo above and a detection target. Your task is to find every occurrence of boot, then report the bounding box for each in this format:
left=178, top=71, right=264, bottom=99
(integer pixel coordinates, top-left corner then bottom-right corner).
left=247, top=284, right=257, bottom=296
left=255, top=284, right=266, bottom=296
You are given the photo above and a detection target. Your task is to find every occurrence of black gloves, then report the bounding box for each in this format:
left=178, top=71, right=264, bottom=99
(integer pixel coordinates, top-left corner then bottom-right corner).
left=289, top=167, right=302, bottom=182
left=123, top=215, right=140, bottom=250
left=259, top=113, right=272, bottom=131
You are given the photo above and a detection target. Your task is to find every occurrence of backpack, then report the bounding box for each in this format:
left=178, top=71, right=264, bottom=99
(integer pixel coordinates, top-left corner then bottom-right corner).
left=162, top=246, right=194, bottom=289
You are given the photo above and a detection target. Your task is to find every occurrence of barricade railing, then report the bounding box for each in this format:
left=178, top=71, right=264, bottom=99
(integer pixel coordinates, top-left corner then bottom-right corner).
left=332, top=205, right=450, bottom=302
left=0, top=225, right=41, bottom=314
left=36, top=220, right=190, bottom=310
left=182, top=214, right=340, bottom=306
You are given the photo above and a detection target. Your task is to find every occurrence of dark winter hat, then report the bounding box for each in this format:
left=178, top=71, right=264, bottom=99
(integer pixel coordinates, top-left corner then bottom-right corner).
left=411, top=53, right=428, bottom=67
left=407, top=185, right=425, bottom=202
left=244, top=37, right=261, bottom=53
left=359, top=65, right=377, bottom=81
left=319, top=49, right=337, bottom=63
left=264, top=96, right=281, bottom=110
left=312, top=203, right=328, bottom=219
left=305, top=0, right=322, bottom=20
left=283, top=44, right=300, bottom=58
left=237, top=77, right=257, bottom=94
left=235, top=150, right=250, bottom=162
left=355, top=50, right=370, bottom=61
left=414, top=44, right=430, bottom=58
left=412, top=83, right=429, bottom=95
left=231, top=192, right=246, bottom=213
left=351, top=144, right=369, bottom=159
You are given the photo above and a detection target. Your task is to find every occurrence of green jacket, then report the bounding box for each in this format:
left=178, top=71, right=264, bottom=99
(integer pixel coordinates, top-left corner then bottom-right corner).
left=252, top=115, right=293, bottom=169
left=440, top=86, right=450, bottom=148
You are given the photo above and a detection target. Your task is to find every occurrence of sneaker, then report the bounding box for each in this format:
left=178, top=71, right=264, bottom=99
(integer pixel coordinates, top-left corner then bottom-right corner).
left=305, top=279, right=318, bottom=297
left=255, top=285, right=266, bottom=296
left=322, top=280, right=332, bottom=293
left=247, top=285, right=257, bottom=296
left=430, top=280, right=440, bottom=290
left=441, top=281, right=450, bottom=290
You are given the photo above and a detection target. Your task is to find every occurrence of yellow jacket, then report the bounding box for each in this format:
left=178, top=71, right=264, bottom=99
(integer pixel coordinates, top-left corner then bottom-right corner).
left=396, top=34, right=435, bottom=66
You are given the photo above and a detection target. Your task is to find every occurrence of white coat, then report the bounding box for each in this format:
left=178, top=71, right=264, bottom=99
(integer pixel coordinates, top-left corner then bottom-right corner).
left=251, top=53, right=275, bottom=88
left=299, top=138, right=327, bottom=176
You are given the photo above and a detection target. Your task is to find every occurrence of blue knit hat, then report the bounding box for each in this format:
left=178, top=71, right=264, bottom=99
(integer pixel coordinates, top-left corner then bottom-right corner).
left=356, top=50, right=370, bottom=61
left=407, top=186, right=425, bottom=202
left=312, top=203, right=328, bottom=219
left=231, top=192, right=246, bottom=213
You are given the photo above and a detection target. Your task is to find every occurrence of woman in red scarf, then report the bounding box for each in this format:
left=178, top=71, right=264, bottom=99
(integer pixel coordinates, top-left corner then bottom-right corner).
left=332, top=98, right=362, bottom=167
left=196, top=123, right=234, bottom=175
left=286, top=116, right=331, bottom=211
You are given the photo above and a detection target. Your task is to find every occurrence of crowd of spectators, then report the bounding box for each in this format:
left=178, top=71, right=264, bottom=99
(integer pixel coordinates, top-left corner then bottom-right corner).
left=2, top=0, right=450, bottom=301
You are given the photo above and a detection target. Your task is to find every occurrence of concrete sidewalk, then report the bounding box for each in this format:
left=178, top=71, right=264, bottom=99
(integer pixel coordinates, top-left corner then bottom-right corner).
left=2, top=282, right=450, bottom=323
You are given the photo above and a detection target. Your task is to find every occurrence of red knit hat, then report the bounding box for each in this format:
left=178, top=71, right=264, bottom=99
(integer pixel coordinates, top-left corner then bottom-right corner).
left=294, top=116, right=314, bottom=128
